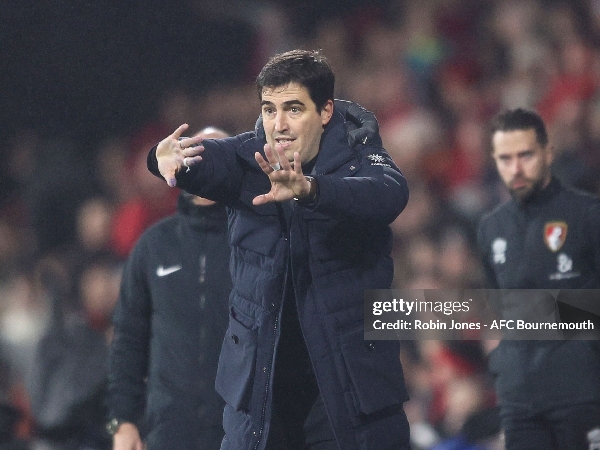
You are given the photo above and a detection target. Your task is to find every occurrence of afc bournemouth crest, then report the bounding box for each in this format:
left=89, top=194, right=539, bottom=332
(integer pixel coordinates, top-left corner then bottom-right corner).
left=544, top=221, right=567, bottom=252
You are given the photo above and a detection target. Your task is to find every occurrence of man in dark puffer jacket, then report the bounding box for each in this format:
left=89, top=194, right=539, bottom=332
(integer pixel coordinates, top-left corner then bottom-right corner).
left=148, top=50, right=411, bottom=450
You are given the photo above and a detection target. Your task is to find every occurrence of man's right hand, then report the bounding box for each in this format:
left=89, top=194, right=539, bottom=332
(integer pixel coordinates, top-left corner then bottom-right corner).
left=253, top=144, right=312, bottom=205
left=156, top=124, right=205, bottom=187
left=113, top=422, right=144, bottom=450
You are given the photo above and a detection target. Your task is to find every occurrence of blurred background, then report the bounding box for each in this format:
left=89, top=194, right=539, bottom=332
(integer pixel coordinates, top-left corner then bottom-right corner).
left=2, top=0, right=600, bottom=448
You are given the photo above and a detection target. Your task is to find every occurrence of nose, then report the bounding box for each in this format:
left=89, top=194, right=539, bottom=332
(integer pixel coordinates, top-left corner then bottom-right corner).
left=510, top=158, right=523, bottom=176
left=274, top=112, right=288, bottom=132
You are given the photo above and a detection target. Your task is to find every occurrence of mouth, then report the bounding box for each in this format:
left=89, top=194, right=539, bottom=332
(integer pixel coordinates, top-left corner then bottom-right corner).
left=510, top=178, right=529, bottom=190
left=275, top=137, right=295, bottom=149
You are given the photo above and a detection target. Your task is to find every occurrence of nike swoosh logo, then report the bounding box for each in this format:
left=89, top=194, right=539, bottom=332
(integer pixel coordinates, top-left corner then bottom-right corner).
left=156, top=265, right=182, bottom=277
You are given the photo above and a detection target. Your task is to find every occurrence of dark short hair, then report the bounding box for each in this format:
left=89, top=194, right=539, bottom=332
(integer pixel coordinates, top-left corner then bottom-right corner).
left=256, top=49, right=335, bottom=112
left=489, top=108, right=549, bottom=148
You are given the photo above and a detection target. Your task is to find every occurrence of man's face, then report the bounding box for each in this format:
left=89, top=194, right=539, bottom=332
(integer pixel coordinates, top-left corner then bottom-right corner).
left=492, top=128, right=553, bottom=202
left=261, top=82, right=333, bottom=165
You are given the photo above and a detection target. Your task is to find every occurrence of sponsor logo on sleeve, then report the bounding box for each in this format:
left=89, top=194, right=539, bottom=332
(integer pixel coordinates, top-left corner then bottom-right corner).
left=366, top=153, right=391, bottom=167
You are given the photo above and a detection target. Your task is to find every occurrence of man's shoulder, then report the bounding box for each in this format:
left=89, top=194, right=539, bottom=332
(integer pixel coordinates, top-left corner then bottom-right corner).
left=476, top=200, right=515, bottom=252
left=236, top=130, right=260, bottom=145
left=558, top=183, right=600, bottom=208
left=231, top=131, right=264, bottom=159
left=198, top=131, right=263, bottom=172
left=132, top=214, right=181, bottom=249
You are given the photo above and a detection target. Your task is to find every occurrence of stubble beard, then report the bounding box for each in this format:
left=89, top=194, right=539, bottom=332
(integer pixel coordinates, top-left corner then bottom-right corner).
left=509, top=174, right=547, bottom=204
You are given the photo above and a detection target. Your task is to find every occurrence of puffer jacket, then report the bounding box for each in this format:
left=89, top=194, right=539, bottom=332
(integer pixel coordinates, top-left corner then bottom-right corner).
left=148, top=104, right=411, bottom=450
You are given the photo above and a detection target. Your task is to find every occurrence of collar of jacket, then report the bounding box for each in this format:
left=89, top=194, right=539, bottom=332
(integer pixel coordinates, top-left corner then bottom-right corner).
left=513, top=176, right=561, bottom=212
left=177, top=192, right=228, bottom=232
left=538, top=176, right=561, bottom=202
left=314, top=111, right=357, bottom=175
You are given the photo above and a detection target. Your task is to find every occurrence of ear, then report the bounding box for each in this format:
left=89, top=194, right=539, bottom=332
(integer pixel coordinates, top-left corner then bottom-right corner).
left=320, top=100, right=334, bottom=126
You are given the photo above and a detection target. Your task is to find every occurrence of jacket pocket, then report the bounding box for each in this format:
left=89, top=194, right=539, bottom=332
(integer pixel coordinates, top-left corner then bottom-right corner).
left=339, top=327, right=407, bottom=416
left=215, top=311, right=257, bottom=411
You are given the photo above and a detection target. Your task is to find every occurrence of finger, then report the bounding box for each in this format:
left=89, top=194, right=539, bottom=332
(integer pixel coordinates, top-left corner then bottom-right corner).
left=255, top=151, right=274, bottom=174
left=157, top=154, right=179, bottom=187
left=252, top=192, right=275, bottom=205
left=252, top=194, right=268, bottom=205
left=182, top=144, right=205, bottom=157
left=293, top=151, right=303, bottom=174
left=171, top=123, right=189, bottom=140
left=165, top=170, right=177, bottom=188
left=274, top=143, right=293, bottom=171
left=263, top=143, right=273, bottom=159
left=179, top=135, right=204, bottom=150
left=183, top=155, right=203, bottom=168
left=263, top=143, right=281, bottom=166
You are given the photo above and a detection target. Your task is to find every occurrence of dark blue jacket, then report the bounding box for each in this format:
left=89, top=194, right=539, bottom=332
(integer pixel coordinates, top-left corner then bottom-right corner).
left=148, top=108, right=411, bottom=449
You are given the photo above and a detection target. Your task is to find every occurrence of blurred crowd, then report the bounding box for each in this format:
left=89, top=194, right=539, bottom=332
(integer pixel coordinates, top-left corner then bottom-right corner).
left=2, top=0, right=600, bottom=449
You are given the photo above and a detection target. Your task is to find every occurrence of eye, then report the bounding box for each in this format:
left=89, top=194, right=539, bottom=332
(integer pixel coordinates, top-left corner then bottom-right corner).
left=520, top=151, right=534, bottom=160
left=262, top=107, right=275, bottom=116
left=290, top=106, right=301, bottom=114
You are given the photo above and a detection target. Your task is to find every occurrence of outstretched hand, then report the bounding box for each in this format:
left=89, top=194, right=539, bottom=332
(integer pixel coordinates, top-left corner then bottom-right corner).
left=156, top=124, right=205, bottom=187
left=253, top=143, right=312, bottom=205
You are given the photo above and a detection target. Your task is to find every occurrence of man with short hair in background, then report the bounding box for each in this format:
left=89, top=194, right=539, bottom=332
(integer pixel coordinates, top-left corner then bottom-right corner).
left=478, top=108, right=600, bottom=450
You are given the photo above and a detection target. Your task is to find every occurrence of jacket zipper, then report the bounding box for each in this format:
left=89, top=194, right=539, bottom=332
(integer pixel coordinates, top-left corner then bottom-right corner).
left=254, top=203, right=289, bottom=449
